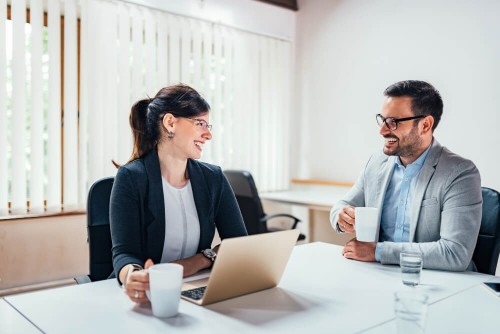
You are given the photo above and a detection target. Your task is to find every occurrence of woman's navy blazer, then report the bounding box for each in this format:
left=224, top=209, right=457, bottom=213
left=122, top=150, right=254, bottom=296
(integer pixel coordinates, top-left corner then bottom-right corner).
left=110, top=149, right=247, bottom=278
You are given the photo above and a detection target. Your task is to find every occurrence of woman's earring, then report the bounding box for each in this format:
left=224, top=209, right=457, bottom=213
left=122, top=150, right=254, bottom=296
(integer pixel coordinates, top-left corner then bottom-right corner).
left=167, top=131, right=174, bottom=139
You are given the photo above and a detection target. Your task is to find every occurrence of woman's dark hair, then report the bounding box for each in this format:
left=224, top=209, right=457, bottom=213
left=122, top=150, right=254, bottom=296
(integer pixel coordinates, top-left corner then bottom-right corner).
left=384, top=80, right=443, bottom=131
left=120, top=84, right=210, bottom=166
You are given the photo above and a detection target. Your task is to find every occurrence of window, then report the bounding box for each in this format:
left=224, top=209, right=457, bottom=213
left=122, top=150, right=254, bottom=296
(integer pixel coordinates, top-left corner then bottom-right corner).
left=1, top=0, right=292, bottom=217
left=1, top=1, right=80, bottom=216
left=81, top=1, right=292, bottom=194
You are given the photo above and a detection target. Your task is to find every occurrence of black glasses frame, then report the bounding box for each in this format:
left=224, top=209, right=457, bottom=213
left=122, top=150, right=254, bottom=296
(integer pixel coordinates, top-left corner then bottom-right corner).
left=376, top=114, right=427, bottom=131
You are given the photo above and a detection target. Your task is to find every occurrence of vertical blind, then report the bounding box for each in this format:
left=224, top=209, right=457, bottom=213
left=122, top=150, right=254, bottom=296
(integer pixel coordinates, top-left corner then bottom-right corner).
left=81, top=0, right=292, bottom=193
left=1, top=0, right=292, bottom=215
left=29, top=0, right=44, bottom=213
left=1, top=0, right=78, bottom=214
left=0, top=0, right=7, bottom=215
left=63, top=0, right=79, bottom=210
left=11, top=0, right=27, bottom=214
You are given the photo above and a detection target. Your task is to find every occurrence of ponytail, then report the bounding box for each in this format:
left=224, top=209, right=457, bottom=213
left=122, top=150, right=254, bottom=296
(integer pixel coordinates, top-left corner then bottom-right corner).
left=129, top=98, right=158, bottom=163
left=113, top=98, right=157, bottom=168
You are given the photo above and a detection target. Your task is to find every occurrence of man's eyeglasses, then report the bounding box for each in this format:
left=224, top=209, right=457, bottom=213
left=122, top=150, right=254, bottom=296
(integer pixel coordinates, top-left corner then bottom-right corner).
left=184, top=118, right=213, bottom=131
left=376, top=114, right=427, bottom=131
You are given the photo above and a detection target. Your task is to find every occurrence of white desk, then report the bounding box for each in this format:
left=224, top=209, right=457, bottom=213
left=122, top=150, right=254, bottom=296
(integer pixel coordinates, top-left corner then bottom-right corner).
left=260, top=186, right=351, bottom=244
left=5, top=243, right=497, bottom=334
left=0, top=298, right=41, bottom=333
left=366, top=282, right=500, bottom=334
left=260, top=186, right=348, bottom=209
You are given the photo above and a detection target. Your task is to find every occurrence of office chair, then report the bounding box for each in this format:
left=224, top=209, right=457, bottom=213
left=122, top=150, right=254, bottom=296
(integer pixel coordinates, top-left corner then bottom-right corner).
left=223, top=170, right=306, bottom=241
left=75, top=177, right=115, bottom=283
left=472, top=187, right=500, bottom=275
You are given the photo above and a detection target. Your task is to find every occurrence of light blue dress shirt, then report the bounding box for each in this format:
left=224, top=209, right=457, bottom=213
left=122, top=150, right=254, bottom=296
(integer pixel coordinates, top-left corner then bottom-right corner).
left=374, top=145, right=431, bottom=262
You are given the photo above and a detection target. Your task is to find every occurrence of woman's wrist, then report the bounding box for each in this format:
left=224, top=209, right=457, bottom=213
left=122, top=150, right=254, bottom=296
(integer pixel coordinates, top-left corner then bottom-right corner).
left=120, top=263, right=143, bottom=285
left=198, top=253, right=213, bottom=269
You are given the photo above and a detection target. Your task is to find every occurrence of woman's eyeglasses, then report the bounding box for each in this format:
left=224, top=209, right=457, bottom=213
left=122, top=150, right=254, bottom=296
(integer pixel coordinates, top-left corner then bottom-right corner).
left=183, top=118, right=212, bottom=131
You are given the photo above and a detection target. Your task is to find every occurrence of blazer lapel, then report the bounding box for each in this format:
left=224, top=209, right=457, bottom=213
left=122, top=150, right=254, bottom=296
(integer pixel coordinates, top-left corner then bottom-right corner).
left=144, top=149, right=166, bottom=263
left=409, top=139, right=442, bottom=241
left=376, top=155, right=396, bottom=212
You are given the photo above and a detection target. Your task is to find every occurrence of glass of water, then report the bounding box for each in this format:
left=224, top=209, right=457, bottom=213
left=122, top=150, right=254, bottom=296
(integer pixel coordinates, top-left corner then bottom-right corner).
left=394, top=291, right=429, bottom=334
left=400, top=252, right=423, bottom=286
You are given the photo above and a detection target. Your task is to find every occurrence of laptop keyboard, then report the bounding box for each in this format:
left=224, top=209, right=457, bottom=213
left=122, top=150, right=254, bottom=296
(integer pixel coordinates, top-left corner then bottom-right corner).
left=181, top=286, right=207, bottom=300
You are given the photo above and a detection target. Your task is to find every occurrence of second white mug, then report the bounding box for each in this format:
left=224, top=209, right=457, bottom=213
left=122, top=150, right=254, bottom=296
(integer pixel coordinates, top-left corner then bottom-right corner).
left=355, top=207, right=380, bottom=242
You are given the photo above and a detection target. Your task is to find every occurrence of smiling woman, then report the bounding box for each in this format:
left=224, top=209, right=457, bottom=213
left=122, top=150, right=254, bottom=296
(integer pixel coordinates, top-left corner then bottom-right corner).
left=109, top=83, right=248, bottom=304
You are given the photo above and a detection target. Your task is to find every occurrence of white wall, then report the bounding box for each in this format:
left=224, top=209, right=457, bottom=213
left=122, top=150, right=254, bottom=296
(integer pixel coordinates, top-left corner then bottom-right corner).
left=295, top=0, right=500, bottom=191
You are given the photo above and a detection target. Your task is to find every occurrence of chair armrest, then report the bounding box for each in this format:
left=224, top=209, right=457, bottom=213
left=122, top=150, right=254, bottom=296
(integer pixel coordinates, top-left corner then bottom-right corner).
left=74, top=275, right=92, bottom=284
left=260, top=213, right=301, bottom=229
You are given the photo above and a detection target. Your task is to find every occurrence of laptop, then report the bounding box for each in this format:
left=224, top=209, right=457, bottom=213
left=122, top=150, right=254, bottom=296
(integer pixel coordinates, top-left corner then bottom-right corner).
left=181, top=228, right=300, bottom=305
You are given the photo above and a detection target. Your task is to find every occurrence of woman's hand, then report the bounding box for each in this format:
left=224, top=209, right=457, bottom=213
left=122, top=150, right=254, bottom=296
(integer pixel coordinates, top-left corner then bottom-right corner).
left=121, top=259, right=154, bottom=304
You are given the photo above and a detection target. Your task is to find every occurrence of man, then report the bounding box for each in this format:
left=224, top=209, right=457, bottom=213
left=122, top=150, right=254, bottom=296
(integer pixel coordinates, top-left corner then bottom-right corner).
left=330, top=80, right=482, bottom=271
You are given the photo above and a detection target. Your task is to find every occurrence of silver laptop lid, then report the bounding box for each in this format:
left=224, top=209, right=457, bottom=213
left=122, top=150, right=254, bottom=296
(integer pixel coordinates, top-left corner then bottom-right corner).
left=183, top=229, right=300, bottom=305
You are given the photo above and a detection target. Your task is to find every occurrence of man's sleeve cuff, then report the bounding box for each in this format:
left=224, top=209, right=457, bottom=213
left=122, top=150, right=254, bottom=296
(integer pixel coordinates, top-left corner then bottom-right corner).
left=375, top=242, right=382, bottom=262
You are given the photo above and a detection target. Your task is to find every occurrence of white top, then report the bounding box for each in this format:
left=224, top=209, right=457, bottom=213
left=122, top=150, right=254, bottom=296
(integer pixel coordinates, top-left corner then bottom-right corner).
left=160, top=178, right=200, bottom=263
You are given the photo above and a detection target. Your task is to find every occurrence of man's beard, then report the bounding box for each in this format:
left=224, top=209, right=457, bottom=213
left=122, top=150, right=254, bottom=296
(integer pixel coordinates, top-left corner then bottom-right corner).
left=383, top=126, right=422, bottom=159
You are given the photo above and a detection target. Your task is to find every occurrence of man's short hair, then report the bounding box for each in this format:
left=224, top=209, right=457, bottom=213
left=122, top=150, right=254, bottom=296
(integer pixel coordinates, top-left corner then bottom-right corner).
left=384, top=80, right=443, bottom=131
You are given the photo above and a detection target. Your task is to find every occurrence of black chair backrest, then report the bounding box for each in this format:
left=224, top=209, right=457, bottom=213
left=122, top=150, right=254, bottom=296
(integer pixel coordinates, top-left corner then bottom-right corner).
left=87, top=177, right=114, bottom=282
left=472, top=187, right=500, bottom=275
left=223, top=170, right=267, bottom=235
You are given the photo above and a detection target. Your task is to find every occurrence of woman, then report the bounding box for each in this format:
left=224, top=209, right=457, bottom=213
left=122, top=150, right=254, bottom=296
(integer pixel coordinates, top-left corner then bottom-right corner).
left=110, top=84, right=247, bottom=304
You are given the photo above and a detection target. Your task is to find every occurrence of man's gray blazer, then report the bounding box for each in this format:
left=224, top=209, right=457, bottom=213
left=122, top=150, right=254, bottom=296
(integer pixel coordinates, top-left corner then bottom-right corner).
left=330, top=139, right=482, bottom=271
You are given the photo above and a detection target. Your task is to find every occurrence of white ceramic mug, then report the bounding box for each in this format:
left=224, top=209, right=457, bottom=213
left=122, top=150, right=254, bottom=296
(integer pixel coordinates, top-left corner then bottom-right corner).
left=147, top=263, right=183, bottom=318
left=355, top=207, right=380, bottom=242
